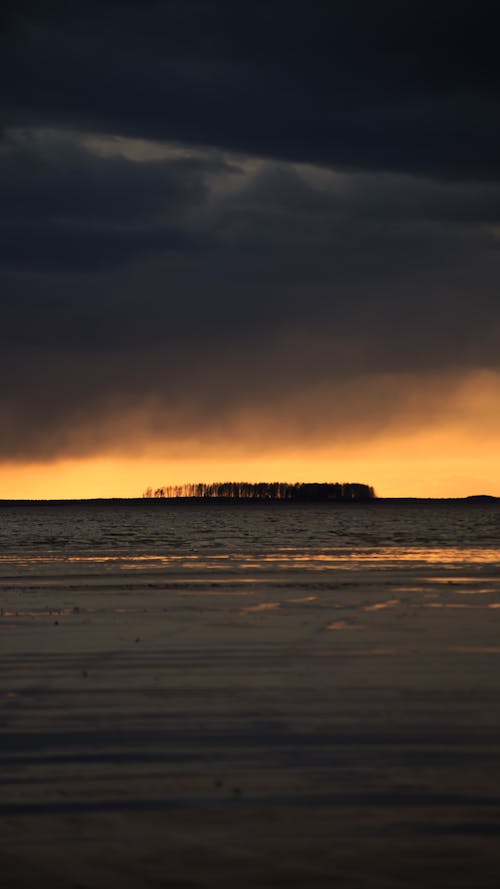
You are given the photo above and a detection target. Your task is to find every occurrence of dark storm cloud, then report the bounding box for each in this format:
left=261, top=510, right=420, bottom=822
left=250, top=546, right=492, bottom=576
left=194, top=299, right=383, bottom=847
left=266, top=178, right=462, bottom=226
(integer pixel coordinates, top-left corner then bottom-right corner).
left=4, top=130, right=500, bottom=271
left=2, top=1, right=500, bottom=180
left=0, top=131, right=235, bottom=269
left=1, top=2, right=500, bottom=461
left=2, top=133, right=500, bottom=347
left=1, top=131, right=500, bottom=460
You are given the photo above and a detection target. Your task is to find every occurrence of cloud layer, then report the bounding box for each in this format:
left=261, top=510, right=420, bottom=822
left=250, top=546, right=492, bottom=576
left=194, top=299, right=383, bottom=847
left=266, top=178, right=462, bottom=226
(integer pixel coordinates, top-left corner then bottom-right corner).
left=1, top=3, right=499, bottom=467
left=4, top=1, right=500, bottom=179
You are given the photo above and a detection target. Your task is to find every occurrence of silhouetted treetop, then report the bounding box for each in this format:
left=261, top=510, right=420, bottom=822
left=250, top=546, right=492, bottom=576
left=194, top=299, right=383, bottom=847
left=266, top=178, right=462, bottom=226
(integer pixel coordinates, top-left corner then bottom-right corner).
left=143, top=482, right=376, bottom=501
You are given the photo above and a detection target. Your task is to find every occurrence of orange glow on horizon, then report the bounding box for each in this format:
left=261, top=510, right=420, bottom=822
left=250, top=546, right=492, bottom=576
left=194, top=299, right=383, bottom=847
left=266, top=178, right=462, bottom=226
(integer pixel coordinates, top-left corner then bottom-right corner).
left=1, top=369, right=499, bottom=500
left=0, top=427, right=499, bottom=500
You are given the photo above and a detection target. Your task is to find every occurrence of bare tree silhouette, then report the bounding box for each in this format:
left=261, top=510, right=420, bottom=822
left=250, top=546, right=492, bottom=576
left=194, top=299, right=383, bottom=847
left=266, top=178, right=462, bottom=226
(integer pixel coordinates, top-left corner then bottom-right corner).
left=143, top=482, right=376, bottom=501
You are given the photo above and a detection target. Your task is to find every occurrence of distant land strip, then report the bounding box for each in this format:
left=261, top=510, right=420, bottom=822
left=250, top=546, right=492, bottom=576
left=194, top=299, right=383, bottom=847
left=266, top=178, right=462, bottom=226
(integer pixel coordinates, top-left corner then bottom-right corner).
left=0, top=495, right=499, bottom=506
left=143, top=482, right=376, bottom=501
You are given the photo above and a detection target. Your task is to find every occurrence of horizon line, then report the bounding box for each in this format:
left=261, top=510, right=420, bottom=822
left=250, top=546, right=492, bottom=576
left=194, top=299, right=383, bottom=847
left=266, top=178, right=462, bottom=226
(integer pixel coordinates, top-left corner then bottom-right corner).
left=0, top=494, right=498, bottom=504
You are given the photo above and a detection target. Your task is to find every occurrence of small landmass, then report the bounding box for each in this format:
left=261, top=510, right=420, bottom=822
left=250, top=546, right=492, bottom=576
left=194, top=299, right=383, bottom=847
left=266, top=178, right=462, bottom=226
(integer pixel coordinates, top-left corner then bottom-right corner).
left=464, top=494, right=499, bottom=503
left=142, top=482, right=376, bottom=501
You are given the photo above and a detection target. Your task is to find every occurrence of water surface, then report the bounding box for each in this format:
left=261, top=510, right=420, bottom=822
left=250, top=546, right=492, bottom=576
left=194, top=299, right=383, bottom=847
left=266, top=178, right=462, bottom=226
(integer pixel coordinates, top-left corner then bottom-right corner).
left=2, top=501, right=500, bottom=887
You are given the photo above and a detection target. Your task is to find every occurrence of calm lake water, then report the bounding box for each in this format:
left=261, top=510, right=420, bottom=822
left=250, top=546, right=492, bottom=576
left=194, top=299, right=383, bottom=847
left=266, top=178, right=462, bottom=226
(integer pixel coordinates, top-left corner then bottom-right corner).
left=2, top=500, right=500, bottom=888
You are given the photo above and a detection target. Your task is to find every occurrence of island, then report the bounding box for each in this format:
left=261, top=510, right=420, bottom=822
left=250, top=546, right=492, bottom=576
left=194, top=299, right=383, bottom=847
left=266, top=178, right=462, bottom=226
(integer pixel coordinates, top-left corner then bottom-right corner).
left=143, top=481, right=376, bottom=501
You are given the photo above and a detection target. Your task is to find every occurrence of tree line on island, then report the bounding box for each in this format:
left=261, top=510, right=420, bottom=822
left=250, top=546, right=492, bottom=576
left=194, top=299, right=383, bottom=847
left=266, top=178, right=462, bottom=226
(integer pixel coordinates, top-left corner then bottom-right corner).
left=143, top=482, right=376, bottom=501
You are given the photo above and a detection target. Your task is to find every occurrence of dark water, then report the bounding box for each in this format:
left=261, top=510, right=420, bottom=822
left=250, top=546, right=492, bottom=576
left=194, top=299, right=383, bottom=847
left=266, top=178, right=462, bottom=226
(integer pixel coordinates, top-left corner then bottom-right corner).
left=1, top=498, right=499, bottom=562
left=1, top=501, right=500, bottom=887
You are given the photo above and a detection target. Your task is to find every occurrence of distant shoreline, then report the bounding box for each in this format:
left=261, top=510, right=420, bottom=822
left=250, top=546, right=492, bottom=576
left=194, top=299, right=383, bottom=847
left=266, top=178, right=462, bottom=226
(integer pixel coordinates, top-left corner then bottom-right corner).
left=0, top=496, right=498, bottom=506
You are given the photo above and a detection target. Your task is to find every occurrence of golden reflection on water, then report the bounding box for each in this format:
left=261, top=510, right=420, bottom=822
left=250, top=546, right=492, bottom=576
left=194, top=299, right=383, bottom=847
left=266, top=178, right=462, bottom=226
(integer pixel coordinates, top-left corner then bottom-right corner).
left=1, top=546, right=500, bottom=574
left=425, top=576, right=500, bottom=583
left=326, top=620, right=366, bottom=631
left=240, top=602, right=281, bottom=614
left=364, top=598, right=400, bottom=612
left=0, top=546, right=500, bottom=592
left=425, top=602, right=477, bottom=609
left=286, top=595, right=317, bottom=603
left=260, top=548, right=500, bottom=565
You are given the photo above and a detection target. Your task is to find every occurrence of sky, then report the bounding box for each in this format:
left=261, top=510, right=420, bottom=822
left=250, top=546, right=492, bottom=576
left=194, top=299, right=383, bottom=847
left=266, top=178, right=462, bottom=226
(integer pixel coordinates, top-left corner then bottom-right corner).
left=2, top=0, right=500, bottom=498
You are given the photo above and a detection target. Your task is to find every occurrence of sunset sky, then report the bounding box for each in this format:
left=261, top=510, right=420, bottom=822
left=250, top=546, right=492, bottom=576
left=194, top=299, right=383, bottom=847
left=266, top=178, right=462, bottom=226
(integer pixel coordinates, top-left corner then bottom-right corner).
left=2, top=1, right=500, bottom=498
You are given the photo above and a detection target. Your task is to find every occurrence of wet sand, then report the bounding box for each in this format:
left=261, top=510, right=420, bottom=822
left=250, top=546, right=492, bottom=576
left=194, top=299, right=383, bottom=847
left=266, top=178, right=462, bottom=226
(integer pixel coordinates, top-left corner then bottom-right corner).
left=2, top=548, right=500, bottom=887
